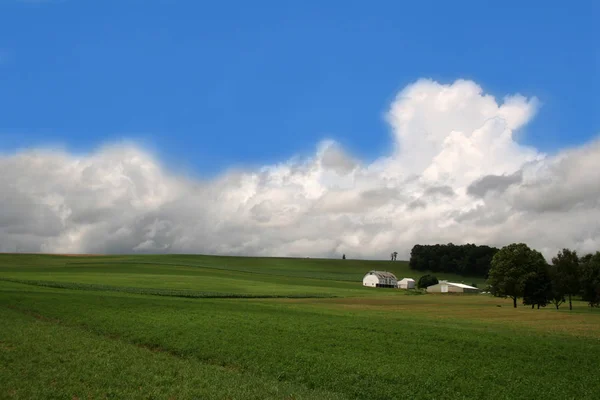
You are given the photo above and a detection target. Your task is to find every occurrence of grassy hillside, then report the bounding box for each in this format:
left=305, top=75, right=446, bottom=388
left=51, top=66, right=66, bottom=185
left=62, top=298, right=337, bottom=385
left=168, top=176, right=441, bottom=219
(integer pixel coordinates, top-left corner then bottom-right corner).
left=0, top=254, right=484, bottom=294
left=1, top=254, right=599, bottom=399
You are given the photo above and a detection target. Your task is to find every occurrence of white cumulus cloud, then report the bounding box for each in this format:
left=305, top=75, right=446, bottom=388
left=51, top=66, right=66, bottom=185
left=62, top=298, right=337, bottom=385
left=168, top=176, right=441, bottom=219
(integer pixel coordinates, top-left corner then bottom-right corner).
left=1, top=79, right=599, bottom=260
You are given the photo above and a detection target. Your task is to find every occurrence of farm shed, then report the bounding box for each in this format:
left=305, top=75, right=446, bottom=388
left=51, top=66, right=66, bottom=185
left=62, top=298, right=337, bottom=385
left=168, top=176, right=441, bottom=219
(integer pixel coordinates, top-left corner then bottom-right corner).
left=362, top=271, right=398, bottom=288
left=397, top=278, right=416, bottom=289
left=426, top=280, right=479, bottom=293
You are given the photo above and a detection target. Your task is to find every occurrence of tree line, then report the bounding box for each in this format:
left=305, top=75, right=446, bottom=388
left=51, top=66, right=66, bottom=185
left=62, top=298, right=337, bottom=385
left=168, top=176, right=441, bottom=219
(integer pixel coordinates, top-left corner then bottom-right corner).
left=409, top=243, right=499, bottom=277
left=487, top=244, right=600, bottom=309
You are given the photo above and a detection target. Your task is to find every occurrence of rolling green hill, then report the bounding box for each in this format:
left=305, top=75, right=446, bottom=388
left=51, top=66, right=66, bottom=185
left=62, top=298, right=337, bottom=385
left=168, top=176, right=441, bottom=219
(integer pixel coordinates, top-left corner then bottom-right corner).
left=1, top=253, right=598, bottom=399
left=0, top=253, right=486, bottom=296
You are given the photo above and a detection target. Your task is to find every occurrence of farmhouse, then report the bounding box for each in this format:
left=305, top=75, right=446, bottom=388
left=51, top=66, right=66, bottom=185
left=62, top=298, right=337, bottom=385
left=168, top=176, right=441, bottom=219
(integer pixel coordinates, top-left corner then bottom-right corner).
left=362, top=270, right=398, bottom=288
left=426, top=280, right=479, bottom=293
left=397, top=278, right=415, bottom=289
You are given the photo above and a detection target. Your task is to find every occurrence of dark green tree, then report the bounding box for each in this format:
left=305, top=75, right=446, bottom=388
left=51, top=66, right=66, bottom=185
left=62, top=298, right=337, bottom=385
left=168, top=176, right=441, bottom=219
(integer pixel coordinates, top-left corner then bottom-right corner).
left=549, top=288, right=566, bottom=310
left=408, top=243, right=498, bottom=277
left=551, top=249, right=580, bottom=310
left=580, top=253, right=593, bottom=264
left=523, top=262, right=552, bottom=309
left=487, top=243, right=546, bottom=308
left=417, top=274, right=439, bottom=289
left=579, top=252, right=600, bottom=307
left=440, top=254, right=451, bottom=272
left=547, top=263, right=566, bottom=310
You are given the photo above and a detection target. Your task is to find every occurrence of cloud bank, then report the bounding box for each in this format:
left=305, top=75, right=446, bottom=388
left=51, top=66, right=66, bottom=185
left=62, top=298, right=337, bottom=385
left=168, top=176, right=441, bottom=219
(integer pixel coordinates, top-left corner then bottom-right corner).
left=2, top=78, right=599, bottom=259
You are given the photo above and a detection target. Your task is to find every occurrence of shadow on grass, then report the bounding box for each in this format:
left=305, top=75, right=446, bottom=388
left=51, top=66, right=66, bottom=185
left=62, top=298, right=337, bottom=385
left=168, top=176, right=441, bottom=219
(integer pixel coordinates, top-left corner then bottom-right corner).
left=0, top=278, right=338, bottom=299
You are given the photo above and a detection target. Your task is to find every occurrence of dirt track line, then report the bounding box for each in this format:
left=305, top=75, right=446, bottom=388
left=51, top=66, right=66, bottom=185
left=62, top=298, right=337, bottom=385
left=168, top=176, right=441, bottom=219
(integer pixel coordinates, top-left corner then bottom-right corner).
left=0, top=277, right=336, bottom=299
left=2, top=304, right=248, bottom=374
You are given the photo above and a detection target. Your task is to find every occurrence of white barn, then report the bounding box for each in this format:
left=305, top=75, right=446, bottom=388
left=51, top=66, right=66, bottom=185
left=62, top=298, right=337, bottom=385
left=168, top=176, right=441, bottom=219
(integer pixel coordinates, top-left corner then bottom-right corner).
left=397, top=278, right=416, bottom=289
left=426, top=280, right=479, bottom=293
left=362, top=270, right=398, bottom=288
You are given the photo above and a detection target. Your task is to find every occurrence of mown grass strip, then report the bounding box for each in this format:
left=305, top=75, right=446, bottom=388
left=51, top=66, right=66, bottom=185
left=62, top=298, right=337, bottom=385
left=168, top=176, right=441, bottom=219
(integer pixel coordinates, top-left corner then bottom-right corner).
left=0, top=277, right=337, bottom=299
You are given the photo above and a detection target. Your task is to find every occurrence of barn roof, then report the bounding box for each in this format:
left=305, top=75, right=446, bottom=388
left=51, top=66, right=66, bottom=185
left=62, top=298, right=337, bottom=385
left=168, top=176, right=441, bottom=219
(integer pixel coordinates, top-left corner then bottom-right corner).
left=440, top=281, right=478, bottom=290
left=365, top=270, right=397, bottom=280
left=448, top=282, right=478, bottom=289
left=398, top=278, right=415, bottom=283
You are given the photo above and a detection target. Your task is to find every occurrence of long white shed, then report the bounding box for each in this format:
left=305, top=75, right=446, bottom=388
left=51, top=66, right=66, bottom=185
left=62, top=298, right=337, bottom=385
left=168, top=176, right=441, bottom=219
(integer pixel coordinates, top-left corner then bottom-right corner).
left=426, top=280, right=479, bottom=293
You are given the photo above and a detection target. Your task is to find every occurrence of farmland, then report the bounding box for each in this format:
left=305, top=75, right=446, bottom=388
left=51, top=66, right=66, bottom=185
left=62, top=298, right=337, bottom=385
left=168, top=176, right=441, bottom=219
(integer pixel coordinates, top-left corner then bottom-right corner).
left=1, top=254, right=599, bottom=399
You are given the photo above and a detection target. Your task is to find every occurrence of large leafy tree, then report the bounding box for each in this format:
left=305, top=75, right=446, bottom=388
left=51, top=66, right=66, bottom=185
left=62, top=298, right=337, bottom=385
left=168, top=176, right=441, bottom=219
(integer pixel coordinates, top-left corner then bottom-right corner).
left=551, top=249, right=580, bottom=310
left=547, top=263, right=566, bottom=310
left=487, top=243, right=546, bottom=308
left=580, top=252, right=600, bottom=307
left=580, top=253, right=593, bottom=264
left=523, top=262, right=552, bottom=309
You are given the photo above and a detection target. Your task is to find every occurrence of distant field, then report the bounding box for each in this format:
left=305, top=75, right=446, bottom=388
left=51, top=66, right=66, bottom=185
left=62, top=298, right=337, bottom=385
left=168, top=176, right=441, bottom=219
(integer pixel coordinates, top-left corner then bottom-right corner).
left=1, top=254, right=599, bottom=399
left=0, top=253, right=487, bottom=282
left=0, top=253, right=486, bottom=298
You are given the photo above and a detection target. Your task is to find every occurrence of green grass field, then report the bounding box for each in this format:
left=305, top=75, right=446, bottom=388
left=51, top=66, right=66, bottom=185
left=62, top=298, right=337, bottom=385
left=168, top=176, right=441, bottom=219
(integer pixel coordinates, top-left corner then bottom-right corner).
left=1, top=254, right=599, bottom=399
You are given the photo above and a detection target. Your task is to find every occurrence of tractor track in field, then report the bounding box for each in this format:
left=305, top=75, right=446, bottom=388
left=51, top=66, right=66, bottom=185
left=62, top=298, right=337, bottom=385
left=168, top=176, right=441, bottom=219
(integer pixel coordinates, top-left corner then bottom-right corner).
left=2, top=304, right=250, bottom=375
left=0, top=277, right=338, bottom=300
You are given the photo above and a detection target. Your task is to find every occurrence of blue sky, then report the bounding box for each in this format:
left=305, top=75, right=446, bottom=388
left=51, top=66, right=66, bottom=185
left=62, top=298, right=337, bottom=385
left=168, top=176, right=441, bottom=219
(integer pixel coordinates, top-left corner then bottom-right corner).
left=0, top=0, right=597, bottom=177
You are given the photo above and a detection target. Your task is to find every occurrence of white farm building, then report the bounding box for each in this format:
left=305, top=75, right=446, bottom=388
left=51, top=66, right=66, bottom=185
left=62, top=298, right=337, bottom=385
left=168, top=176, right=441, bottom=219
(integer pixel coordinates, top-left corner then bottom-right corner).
left=426, top=280, right=479, bottom=293
left=362, top=270, right=398, bottom=288
left=397, top=278, right=416, bottom=289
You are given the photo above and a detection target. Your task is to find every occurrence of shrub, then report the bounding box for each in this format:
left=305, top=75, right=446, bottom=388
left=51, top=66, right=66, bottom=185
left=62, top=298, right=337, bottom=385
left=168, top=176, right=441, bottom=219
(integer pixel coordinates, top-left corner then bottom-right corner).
left=417, top=274, right=439, bottom=289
